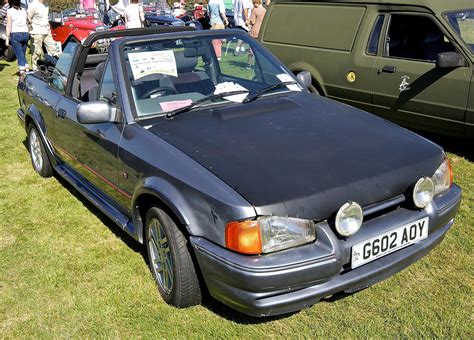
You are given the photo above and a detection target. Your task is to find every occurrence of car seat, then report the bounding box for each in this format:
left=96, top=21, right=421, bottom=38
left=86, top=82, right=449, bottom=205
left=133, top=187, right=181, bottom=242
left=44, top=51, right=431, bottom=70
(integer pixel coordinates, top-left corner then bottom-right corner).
left=81, top=62, right=106, bottom=102
left=160, top=50, right=215, bottom=95
left=422, top=30, right=453, bottom=61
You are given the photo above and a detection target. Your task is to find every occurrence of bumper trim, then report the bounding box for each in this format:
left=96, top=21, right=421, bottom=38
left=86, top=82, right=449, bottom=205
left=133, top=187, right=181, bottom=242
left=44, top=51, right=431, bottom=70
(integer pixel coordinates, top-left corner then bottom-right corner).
left=193, top=218, right=454, bottom=316
left=191, top=185, right=461, bottom=317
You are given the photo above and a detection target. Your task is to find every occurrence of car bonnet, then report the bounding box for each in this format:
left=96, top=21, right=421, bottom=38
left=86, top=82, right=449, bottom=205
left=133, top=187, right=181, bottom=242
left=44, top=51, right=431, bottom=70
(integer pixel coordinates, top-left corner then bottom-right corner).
left=144, top=92, right=444, bottom=220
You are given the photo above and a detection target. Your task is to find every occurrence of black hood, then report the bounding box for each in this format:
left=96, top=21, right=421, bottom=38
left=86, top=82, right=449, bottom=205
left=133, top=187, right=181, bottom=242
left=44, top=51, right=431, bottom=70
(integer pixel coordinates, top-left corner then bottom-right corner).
left=145, top=92, right=443, bottom=220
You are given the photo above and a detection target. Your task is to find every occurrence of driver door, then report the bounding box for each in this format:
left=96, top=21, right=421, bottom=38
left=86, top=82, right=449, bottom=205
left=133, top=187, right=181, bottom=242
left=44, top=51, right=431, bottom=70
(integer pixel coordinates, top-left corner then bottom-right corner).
left=372, top=13, right=470, bottom=137
left=53, top=52, right=125, bottom=209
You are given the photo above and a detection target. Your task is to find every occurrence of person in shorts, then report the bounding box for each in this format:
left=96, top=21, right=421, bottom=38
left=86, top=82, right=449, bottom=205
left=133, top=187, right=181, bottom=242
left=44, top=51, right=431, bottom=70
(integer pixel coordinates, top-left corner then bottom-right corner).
left=207, top=0, right=228, bottom=60
left=232, top=0, right=251, bottom=55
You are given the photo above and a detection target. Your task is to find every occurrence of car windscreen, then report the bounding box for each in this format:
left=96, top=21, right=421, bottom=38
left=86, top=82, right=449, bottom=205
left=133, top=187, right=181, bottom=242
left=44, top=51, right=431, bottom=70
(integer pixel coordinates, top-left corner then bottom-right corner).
left=443, top=9, right=474, bottom=53
left=122, top=33, right=302, bottom=119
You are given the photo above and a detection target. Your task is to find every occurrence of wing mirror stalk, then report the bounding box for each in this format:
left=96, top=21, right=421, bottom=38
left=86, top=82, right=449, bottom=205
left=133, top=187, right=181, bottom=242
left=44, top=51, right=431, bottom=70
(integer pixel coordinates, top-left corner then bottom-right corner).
left=77, top=101, right=118, bottom=124
left=436, top=52, right=465, bottom=68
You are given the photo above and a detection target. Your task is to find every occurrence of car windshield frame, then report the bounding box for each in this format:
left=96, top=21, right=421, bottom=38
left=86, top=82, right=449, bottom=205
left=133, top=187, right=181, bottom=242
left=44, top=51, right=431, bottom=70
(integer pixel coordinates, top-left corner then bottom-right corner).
left=443, top=9, right=474, bottom=54
left=119, top=30, right=302, bottom=120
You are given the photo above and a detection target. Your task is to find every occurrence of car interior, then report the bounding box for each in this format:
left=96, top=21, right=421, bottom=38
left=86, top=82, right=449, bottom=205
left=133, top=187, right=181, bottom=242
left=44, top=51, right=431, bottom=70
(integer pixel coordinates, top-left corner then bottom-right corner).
left=67, top=34, right=290, bottom=118
left=386, top=15, right=455, bottom=61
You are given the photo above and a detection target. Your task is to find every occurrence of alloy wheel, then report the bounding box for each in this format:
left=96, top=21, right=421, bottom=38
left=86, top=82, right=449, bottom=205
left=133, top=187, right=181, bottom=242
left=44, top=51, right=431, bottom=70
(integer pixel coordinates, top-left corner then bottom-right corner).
left=148, top=217, right=174, bottom=294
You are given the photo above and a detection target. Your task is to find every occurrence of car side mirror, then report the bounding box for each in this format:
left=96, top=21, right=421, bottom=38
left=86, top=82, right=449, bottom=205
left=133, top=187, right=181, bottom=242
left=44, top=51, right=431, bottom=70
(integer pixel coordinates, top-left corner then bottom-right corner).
left=436, top=52, right=465, bottom=68
left=296, top=71, right=312, bottom=89
left=77, top=101, right=117, bottom=124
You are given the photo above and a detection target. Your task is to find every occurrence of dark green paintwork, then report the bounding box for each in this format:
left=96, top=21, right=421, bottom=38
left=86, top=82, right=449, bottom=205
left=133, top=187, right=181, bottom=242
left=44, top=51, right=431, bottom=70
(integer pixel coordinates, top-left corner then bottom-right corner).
left=260, top=0, right=474, bottom=138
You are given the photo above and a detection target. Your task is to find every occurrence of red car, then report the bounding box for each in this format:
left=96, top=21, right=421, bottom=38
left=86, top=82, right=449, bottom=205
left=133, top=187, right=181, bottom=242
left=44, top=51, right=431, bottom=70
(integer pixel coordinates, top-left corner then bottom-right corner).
left=49, top=9, right=125, bottom=51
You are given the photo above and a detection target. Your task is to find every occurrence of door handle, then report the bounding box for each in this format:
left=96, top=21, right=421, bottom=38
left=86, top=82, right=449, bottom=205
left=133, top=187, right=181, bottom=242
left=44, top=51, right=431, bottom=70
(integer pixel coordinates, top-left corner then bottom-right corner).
left=57, top=109, right=67, bottom=118
left=378, top=66, right=397, bottom=74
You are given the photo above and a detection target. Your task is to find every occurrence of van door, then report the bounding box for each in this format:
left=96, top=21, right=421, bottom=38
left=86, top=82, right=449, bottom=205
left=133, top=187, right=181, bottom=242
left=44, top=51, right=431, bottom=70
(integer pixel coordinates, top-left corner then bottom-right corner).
left=372, top=13, right=470, bottom=137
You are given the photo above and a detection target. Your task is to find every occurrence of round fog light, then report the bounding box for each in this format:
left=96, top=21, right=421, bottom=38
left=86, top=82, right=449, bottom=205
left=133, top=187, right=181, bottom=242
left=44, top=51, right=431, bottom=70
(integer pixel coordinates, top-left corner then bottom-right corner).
left=335, top=201, right=363, bottom=237
left=413, top=177, right=434, bottom=208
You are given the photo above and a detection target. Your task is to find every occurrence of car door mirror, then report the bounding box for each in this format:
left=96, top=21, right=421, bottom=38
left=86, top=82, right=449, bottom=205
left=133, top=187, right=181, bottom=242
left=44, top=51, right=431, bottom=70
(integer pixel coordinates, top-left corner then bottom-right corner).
left=77, top=101, right=116, bottom=124
left=296, top=71, right=312, bottom=89
left=436, top=52, right=465, bottom=68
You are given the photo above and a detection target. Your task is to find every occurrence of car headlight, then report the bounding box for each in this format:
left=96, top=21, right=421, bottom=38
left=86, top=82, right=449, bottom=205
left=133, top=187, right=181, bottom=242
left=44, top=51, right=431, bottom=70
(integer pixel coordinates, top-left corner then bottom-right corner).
left=171, top=21, right=185, bottom=26
left=335, top=201, right=363, bottom=237
left=413, top=177, right=434, bottom=208
left=431, top=158, right=452, bottom=196
left=226, top=216, right=316, bottom=254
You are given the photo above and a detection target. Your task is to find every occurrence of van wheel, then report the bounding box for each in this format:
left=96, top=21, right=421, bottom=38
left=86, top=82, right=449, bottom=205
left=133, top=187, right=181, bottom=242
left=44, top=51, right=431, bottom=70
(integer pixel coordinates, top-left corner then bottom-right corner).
left=145, top=206, right=202, bottom=308
left=5, top=45, right=15, bottom=62
left=308, top=83, right=321, bottom=95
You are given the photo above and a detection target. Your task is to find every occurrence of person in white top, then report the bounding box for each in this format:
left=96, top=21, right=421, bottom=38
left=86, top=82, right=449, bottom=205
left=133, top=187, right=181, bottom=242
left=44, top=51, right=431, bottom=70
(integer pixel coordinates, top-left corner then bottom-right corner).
left=28, top=0, right=59, bottom=70
left=124, top=0, right=144, bottom=29
left=6, top=0, right=29, bottom=74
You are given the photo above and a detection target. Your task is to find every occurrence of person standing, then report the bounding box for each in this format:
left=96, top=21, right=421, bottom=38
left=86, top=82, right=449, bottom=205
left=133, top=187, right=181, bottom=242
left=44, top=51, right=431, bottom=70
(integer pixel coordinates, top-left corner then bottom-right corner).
left=246, top=0, right=265, bottom=67
left=249, top=0, right=265, bottom=39
left=124, top=0, right=144, bottom=28
left=97, top=0, right=110, bottom=24
left=0, top=0, right=10, bottom=23
left=207, top=0, right=228, bottom=60
left=232, top=0, right=252, bottom=55
left=28, top=0, right=58, bottom=70
left=6, top=0, right=29, bottom=74
left=80, top=0, right=95, bottom=11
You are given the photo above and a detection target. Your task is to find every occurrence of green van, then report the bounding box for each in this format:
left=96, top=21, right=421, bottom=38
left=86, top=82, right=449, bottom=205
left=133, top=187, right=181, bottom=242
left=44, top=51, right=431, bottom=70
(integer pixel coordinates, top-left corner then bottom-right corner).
left=259, top=0, right=474, bottom=138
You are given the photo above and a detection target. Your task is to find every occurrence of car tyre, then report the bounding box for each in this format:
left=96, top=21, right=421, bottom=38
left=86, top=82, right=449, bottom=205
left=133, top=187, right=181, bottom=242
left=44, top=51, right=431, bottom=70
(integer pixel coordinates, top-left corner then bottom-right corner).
left=5, top=45, right=15, bottom=62
left=145, top=206, right=202, bottom=308
left=308, top=83, right=320, bottom=95
left=28, top=124, right=53, bottom=178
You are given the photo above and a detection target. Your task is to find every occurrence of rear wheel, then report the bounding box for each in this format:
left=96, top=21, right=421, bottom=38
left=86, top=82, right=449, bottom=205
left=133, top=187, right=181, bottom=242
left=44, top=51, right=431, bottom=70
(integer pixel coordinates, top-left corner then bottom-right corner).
left=145, top=206, right=202, bottom=307
left=28, top=124, right=53, bottom=177
left=5, top=45, right=15, bottom=62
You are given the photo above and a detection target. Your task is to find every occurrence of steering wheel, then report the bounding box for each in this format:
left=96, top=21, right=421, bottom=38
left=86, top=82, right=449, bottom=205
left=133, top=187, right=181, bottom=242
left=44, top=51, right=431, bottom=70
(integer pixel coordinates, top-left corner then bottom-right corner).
left=139, top=87, right=178, bottom=99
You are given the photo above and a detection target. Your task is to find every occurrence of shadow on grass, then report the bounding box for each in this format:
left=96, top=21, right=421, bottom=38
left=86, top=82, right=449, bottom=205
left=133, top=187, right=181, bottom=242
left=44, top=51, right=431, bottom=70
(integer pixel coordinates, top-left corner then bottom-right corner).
left=201, top=297, right=299, bottom=323
left=412, top=130, right=474, bottom=162
left=0, top=61, right=10, bottom=72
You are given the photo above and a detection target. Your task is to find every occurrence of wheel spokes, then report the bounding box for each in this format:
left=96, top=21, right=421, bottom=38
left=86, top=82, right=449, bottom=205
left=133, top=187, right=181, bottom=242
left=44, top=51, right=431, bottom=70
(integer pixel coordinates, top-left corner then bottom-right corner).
left=148, top=218, right=173, bottom=294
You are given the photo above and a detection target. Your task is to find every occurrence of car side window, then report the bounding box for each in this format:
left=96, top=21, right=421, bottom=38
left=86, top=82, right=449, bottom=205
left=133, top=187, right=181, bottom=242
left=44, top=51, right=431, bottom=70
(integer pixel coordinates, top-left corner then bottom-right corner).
left=99, top=61, right=116, bottom=105
left=50, top=40, right=79, bottom=93
left=384, top=14, right=455, bottom=62
left=367, top=14, right=385, bottom=55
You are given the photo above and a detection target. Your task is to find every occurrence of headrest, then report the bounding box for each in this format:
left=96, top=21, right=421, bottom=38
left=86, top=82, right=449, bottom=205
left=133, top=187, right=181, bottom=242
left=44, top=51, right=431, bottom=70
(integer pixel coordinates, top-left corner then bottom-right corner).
left=174, top=50, right=197, bottom=73
left=94, top=62, right=106, bottom=83
left=424, top=30, right=443, bottom=43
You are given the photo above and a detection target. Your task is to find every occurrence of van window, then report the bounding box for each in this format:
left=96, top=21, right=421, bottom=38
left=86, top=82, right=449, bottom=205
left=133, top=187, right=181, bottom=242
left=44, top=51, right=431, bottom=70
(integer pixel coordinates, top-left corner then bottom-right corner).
left=262, top=4, right=365, bottom=52
left=385, top=14, right=455, bottom=62
left=367, top=15, right=384, bottom=55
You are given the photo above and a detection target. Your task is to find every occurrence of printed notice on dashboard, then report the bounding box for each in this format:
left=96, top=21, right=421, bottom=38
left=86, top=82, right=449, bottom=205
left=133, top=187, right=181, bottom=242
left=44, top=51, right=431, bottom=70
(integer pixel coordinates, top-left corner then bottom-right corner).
left=129, top=51, right=178, bottom=80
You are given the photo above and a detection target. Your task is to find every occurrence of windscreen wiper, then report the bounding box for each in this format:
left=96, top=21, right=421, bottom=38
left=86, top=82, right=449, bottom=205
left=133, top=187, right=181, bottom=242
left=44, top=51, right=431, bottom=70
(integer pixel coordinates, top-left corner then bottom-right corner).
left=165, top=90, right=250, bottom=119
left=243, top=81, right=299, bottom=104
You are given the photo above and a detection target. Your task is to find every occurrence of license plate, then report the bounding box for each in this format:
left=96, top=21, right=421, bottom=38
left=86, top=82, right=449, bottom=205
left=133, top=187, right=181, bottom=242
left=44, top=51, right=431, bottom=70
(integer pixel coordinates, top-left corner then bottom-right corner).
left=351, top=217, right=429, bottom=269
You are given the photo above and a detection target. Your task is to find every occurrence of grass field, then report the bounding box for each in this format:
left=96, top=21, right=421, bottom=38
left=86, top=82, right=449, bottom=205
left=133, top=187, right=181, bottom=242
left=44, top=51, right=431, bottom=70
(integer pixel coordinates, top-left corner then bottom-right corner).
left=0, top=57, right=473, bottom=338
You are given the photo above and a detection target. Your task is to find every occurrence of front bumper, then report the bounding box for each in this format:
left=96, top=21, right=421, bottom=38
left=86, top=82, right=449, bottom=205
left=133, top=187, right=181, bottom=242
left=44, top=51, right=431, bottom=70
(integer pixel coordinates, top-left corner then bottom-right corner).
left=191, top=184, right=461, bottom=317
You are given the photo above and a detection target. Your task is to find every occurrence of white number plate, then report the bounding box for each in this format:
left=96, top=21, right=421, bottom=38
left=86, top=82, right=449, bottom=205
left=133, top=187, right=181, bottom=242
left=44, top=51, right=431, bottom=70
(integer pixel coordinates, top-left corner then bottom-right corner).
left=351, top=217, right=429, bottom=269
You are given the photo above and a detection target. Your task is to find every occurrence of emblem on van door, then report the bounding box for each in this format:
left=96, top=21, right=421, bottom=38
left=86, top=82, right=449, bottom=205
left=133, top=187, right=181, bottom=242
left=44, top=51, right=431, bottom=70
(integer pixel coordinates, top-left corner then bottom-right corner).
left=399, top=75, right=411, bottom=92
left=346, top=71, right=356, bottom=83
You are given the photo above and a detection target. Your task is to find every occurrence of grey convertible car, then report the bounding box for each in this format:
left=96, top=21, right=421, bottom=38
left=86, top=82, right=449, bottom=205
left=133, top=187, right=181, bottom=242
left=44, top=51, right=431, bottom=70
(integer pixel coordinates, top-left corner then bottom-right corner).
left=17, top=27, right=461, bottom=317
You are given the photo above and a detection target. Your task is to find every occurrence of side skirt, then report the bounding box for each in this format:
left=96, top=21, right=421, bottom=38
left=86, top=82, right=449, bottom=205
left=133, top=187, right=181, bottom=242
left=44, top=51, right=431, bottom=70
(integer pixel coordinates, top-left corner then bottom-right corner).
left=54, top=161, right=137, bottom=241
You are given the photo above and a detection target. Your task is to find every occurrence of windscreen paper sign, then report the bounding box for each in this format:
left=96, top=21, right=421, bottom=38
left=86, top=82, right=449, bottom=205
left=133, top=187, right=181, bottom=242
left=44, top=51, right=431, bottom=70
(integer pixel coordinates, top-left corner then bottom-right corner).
left=128, top=51, right=178, bottom=80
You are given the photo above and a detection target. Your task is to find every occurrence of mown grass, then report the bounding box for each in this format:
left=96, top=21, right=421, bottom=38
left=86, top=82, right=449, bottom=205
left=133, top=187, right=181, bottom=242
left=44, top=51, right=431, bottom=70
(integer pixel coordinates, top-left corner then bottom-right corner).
left=0, top=57, right=473, bottom=338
